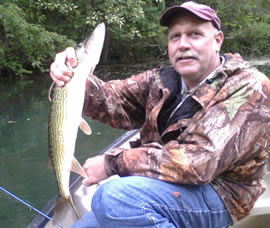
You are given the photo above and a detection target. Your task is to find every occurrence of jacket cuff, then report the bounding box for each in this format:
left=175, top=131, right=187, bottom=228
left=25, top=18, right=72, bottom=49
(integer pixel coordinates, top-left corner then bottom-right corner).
left=104, top=153, right=122, bottom=176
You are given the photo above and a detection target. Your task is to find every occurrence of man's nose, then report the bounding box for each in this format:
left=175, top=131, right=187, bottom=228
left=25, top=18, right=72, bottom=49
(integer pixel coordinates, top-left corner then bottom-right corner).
left=177, top=36, right=191, bottom=51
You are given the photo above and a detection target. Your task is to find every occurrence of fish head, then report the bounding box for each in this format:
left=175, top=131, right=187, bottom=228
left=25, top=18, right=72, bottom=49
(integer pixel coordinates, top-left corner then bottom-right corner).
left=75, top=23, right=106, bottom=69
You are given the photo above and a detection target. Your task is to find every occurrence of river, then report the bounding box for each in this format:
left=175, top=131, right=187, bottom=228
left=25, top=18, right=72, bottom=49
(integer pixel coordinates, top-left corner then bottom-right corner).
left=0, top=62, right=270, bottom=227
left=0, top=77, right=125, bottom=228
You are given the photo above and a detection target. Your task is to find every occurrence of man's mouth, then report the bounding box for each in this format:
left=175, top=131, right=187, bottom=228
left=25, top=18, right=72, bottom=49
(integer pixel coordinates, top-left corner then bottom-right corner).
left=174, top=52, right=199, bottom=63
left=178, top=56, right=194, bottom=60
left=176, top=56, right=196, bottom=62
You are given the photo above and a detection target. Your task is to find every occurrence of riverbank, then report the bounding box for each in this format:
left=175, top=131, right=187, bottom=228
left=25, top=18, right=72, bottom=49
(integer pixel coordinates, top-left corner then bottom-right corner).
left=94, top=57, right=270, bottom=80
left=248, top=58, right=270, bottom=66
left=1, top=57, right=269, bottom=81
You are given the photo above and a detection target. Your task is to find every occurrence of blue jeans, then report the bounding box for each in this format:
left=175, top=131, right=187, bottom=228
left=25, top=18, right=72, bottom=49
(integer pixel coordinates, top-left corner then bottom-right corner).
left=72, top=176, right=232, bottom=228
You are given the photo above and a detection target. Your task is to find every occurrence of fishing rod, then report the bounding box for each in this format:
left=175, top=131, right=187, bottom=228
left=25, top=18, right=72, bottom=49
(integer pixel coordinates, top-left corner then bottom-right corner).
left=0, top=185, right=65, bottom=228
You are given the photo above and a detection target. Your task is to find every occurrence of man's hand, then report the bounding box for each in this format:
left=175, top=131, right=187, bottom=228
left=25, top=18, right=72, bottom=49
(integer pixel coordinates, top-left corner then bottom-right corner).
left=82, top=155, right=109, bottom=186
left=50, top=47, right=77, bottom=87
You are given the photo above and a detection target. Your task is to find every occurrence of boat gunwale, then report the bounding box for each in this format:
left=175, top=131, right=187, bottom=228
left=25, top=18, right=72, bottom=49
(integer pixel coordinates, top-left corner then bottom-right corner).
left=27, top=128, right=270, bottom=227
left=27, top=129, right=139, bottom=228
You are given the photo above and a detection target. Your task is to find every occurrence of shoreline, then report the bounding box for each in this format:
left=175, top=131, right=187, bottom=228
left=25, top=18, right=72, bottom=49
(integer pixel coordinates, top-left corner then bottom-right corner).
left=1, top=57, right=269, bottom=80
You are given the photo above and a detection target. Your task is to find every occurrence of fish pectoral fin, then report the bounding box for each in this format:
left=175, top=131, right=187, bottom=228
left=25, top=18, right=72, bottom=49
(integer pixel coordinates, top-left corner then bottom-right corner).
left=87, top=75, right=99, bottom=90
left=71, top=157, right=88, bottom=178
left=79, top=118, right=92, bottom=135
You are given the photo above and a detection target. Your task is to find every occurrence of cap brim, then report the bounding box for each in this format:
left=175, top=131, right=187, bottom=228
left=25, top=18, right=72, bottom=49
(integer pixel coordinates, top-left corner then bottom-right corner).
left=160, top=6, right=211, bottom=27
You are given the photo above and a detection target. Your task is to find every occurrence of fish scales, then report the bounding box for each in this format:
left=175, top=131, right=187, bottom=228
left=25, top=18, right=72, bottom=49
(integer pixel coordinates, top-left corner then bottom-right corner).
left=47, top=23, right=105, bottom=224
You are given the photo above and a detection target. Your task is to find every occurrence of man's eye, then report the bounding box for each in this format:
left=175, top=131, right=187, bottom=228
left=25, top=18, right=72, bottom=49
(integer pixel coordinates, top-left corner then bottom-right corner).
left=192, top=32, right=200, bottom=36
left=170, top=34, right=180, bottom=40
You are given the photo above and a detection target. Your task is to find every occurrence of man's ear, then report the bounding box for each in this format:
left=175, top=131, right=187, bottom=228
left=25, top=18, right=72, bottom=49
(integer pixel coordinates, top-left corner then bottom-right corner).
left=215, top=31, right=224, bottom=52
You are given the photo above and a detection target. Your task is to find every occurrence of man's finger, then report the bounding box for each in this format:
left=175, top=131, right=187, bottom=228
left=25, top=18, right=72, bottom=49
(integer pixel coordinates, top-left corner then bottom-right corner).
left=82, top=177, right=97, bottom=186
left=50, top=61, right=73, bottom=86
left=66, top=47, right=77, bottom=68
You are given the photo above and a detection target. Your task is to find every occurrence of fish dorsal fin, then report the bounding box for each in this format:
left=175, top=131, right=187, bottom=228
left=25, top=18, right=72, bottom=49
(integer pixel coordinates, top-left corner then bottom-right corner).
left=79, top=118, right=92, bottom=135
left=48, top=82, right=55, bottom=102
left=71, top=157, right=88, bottom=178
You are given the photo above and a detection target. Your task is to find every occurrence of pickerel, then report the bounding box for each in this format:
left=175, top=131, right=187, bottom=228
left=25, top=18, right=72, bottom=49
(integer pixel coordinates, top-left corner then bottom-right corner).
left=48, top=23, right=105, bottom=223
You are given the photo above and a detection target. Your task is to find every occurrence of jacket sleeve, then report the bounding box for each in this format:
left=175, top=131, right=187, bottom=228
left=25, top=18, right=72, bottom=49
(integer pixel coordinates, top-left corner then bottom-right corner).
left=83, top=70, right=156, bottom=130
left=104, top=69, right=270, bottom=185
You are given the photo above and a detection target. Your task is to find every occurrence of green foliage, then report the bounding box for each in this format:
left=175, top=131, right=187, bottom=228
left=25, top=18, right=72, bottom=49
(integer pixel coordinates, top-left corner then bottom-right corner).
left=197, top=0, right=270, bottom=56
left=0, top=2, right=75, bottom=75
left=103, top=0, right=167, bottom=62
left=86, top=0, right=147, bottom=40
left=223, top=22, right=270, bottom=57
left=1, top=0, right=270, bottom=76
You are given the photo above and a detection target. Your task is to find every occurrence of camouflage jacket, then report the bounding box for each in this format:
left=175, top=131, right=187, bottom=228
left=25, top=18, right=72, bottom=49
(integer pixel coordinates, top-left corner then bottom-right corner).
left=83, top=53, right=270, bottom=223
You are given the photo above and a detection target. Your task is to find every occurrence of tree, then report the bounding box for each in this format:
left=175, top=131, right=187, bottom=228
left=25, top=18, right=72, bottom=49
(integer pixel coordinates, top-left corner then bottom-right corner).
left=0, top=0, right=166, bottom=75
left=0, top=2, right=75, bottom=75
left=1, top=0, right=270, bottom=76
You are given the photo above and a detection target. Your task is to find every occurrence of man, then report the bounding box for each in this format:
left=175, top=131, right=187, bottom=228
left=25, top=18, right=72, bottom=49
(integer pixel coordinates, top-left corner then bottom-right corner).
left=50, top=2, right=270, bottom=228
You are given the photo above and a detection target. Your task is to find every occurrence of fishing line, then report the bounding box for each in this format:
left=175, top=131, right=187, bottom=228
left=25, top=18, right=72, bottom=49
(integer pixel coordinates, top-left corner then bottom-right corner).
left=0, top=185, right=65, bottom=228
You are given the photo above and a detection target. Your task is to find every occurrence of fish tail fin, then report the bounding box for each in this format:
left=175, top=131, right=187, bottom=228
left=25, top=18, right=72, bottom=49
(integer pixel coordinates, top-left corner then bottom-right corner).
left=67, top=195, right=81, bottom=220
left=53, top=196, right=81, bottom=224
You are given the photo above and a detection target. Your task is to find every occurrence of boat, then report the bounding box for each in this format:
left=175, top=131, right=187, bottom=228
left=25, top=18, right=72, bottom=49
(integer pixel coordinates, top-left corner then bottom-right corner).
left=27, top=129, right=270, bottom=228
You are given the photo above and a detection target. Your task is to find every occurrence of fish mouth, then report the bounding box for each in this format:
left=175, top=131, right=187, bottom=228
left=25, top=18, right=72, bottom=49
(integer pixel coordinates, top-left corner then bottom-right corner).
left=84, top=23, right=105, bottom=49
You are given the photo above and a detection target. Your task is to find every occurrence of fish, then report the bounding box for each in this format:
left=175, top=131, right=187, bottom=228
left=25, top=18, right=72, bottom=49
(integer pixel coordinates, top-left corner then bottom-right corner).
left=48, top=23, right=106, bottom=223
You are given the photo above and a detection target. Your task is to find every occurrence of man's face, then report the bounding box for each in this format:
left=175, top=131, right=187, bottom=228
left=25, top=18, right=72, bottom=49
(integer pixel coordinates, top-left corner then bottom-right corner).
left=168, top=14, right=223, bottom=89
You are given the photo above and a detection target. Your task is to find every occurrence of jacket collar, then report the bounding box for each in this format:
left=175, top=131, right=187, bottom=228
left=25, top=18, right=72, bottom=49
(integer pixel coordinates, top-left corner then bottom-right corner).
left=190, top=53, right=251, bottom=108
left=159, top=53, right=251, bottom=109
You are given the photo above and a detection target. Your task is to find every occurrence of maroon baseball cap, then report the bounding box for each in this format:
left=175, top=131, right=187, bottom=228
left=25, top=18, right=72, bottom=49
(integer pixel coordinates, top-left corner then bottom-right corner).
left=160, top=1, right=221, bottom=30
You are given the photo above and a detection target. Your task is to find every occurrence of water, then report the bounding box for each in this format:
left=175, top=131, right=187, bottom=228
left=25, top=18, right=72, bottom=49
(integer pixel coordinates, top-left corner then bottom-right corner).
left=0, top=78, right=124, bottom=228
left=0, top=62, right=270, bottom=228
